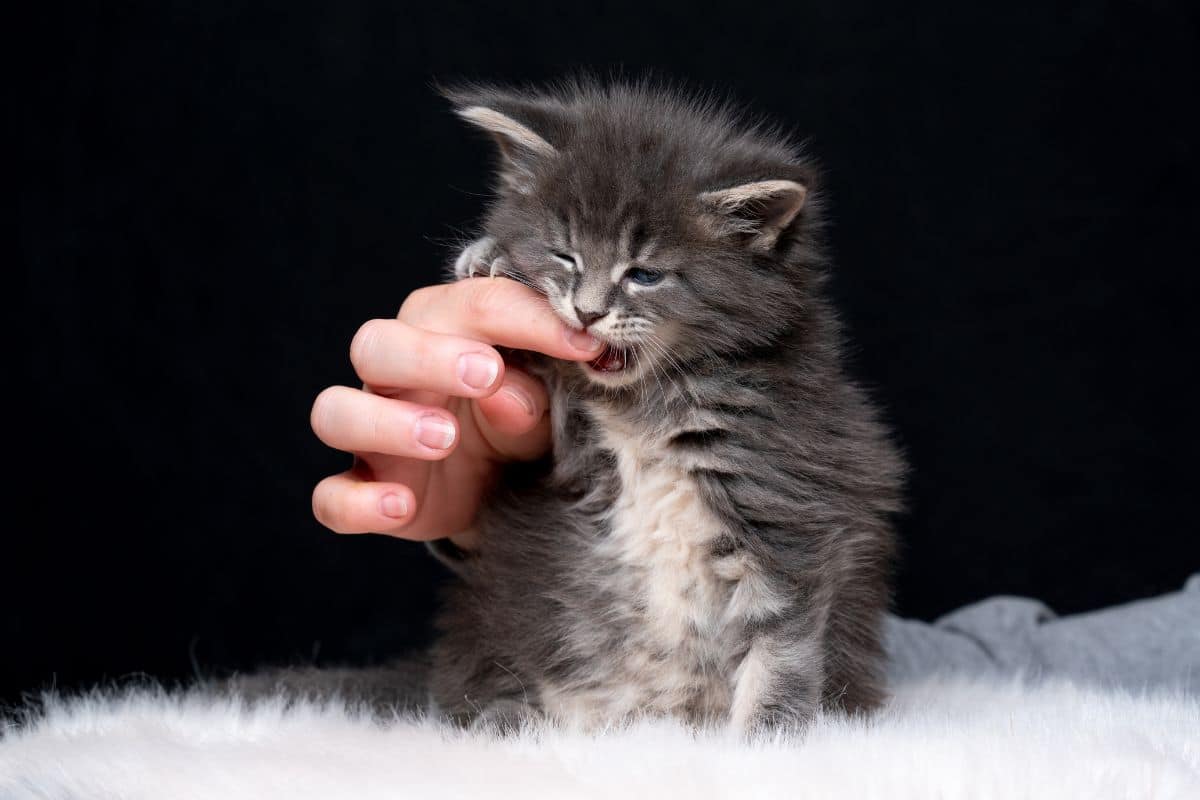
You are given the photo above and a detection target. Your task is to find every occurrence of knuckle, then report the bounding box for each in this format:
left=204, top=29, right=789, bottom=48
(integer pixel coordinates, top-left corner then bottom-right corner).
left=309, top=387, right=340, bottom=437
left=398, top=285, right=436, bottom=320
left=366, top=406, right=394, bottom=449
left=462, top=279, right=502, bottom=320
left=349, top=319, right=385, bottom=373
left=311, top=485, right=340, bottom=530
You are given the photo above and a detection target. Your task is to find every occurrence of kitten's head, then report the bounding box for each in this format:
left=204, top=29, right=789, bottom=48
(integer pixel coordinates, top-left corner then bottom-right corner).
left=448, top=80, right=822, bottom=390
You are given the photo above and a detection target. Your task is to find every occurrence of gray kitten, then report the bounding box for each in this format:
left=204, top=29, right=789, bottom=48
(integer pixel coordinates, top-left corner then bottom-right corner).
left=428, top=80, right=904, bottom=733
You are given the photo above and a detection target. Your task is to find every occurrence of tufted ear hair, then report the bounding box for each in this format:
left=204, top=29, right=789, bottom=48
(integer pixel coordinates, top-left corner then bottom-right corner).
left=699, top=179, right=809, bottom=250
left=446, top=87, right=564, bottom=194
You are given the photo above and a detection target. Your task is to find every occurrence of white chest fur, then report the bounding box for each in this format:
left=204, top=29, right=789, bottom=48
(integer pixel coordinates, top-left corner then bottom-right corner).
left=592, top=412, right=787, bottom=635
left=600, top=427, right=730, bottom=648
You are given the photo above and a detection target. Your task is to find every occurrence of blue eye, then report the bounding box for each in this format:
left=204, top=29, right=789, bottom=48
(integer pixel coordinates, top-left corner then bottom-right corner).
left=625, top=267, right=663, bottom=286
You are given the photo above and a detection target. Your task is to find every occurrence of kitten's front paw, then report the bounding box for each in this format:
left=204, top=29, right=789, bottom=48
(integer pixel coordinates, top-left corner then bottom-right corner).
left=453, top=236, right=510, bottom=280
left=737, top=704, right=815, bottom=738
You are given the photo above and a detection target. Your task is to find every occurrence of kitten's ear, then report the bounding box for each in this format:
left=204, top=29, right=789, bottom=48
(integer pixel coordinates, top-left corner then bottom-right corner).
left=698, top=179, right=809, bottom=250
left=450, top=94, right=560, bottom=194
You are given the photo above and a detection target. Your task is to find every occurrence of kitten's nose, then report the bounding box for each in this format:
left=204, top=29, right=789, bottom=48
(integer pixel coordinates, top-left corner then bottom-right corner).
left=574, top=307, right=607, bottom=328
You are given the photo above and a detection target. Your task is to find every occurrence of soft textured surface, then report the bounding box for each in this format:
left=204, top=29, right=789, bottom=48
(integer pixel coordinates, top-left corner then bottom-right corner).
left=5, top=580, right=1198, bottom=797
left=3, top=677, right=1198, bottom=799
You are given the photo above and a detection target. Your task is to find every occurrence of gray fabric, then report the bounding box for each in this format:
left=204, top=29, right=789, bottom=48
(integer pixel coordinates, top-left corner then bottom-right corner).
left=885, top=574, right=1200, bottom=695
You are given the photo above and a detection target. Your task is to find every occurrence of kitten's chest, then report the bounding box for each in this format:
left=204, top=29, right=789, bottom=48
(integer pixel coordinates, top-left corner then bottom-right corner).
left=592, top=415, right=735, bottom=650
left=537, top=404, right=790, bottom=724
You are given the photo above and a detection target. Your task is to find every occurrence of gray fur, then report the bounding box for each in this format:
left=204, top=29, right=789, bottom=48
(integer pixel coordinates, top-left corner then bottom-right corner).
left=431, top=80, right=904, bottom=734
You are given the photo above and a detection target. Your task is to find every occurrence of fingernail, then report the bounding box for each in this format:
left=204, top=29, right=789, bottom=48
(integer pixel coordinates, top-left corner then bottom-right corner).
left=415, top=414, right=456, bottom=450
left=565, top=327, right=602, bottom=352
left=501, top=385, right=536, bottom=416
left=380, top=492, right=408, bottom=519
left=457, top=352, right=500, bottom=390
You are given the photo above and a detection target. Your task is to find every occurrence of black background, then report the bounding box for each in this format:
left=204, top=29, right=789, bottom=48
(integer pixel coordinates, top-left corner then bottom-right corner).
left=11, top=1, right=1198, bottom=705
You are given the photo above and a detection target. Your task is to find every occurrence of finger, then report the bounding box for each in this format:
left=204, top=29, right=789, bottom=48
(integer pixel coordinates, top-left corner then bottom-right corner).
left=474, top=367, right=552, bottom=461
left=312, top=472, right=418, bottom=536
left=399, top=278, right=605, bottom=361
left=349, top=319, right=507, bottom=399
left=311, top=386, right=459, bottom=459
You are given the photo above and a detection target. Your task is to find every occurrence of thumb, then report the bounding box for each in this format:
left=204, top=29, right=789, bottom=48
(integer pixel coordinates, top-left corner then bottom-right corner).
left=472, top=367, right=552, bottom=462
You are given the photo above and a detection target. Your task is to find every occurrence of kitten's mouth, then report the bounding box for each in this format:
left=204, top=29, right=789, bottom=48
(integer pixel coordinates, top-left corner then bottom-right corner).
left=587, top=344, right=631, bottom=373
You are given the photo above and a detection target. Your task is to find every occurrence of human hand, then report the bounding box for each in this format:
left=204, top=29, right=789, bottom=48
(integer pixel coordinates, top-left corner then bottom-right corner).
left=309, top=277, right=602, bottom=546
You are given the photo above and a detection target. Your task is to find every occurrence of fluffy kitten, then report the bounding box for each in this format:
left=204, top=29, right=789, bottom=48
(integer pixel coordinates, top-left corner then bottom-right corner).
left=428, top=81, right=904, bottom=733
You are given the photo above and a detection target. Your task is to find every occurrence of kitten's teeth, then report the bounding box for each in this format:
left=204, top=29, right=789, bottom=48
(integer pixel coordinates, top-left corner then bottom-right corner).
left=489, top=256, right=509, bottom=279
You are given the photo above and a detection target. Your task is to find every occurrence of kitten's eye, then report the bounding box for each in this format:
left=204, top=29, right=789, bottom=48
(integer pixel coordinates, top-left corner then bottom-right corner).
left=625, top=267, right=664, bottom=286
left=550, top=251, right=576, bottom=268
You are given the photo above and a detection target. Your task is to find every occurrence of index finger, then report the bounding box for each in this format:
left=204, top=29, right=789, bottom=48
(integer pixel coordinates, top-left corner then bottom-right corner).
left=398, top=278, right=603, bottom=361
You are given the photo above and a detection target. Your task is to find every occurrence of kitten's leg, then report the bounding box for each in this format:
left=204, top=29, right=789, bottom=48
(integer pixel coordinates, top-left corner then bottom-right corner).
left=729, top=634, right=824, bottom=734
left=453, top=235, right=510, bottom=280
left=821, top=605, right=888, bottom=713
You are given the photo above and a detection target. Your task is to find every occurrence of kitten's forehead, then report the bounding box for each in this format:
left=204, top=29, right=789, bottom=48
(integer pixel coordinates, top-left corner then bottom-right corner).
left=547, top=165, right=681, bottom=259
left=553, top=209, right=661, bottom=266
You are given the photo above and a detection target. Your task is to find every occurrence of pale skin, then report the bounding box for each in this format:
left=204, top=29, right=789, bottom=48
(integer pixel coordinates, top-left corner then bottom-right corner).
left=309, top=277, right=602, bottom=547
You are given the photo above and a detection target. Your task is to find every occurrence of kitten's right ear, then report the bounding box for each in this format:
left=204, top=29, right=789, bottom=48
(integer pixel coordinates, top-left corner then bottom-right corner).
left=448, top=92, right=560, bottom=194
left=699, top=179, right=809, bottom=251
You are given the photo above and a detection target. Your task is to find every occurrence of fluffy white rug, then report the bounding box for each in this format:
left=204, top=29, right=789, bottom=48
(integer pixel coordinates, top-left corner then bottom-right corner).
left=2, top=677, right=1198, bottom=799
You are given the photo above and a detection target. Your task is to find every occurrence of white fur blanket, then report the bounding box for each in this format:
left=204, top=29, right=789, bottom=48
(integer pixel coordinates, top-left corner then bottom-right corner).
left=2, top=677, right=1197, bottom=799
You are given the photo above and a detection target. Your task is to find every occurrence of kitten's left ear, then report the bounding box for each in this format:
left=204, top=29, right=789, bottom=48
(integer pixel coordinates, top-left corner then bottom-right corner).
left=453, top=104, right=558, bottom=194
left=699, top=179, right=808, bottom=250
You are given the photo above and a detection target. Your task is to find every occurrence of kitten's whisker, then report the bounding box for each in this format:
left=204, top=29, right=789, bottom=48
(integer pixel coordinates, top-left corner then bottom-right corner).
left=637, top=339, right=687, bottom=423
left=637, top=346, right=669, bottom=407
left=641, top=334, right=700, bottom=410
left=636, top=337, right=672, bottom=397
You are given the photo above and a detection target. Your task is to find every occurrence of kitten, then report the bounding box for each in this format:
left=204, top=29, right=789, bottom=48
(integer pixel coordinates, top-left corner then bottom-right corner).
left=428, top=80, right=904, bottom=733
